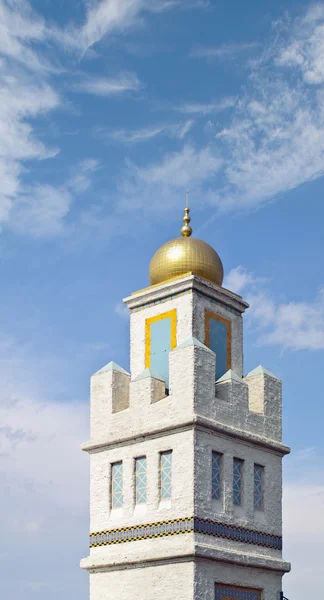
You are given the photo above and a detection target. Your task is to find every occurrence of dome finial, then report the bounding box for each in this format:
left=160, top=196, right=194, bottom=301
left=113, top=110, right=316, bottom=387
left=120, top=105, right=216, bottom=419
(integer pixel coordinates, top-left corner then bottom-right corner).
left=181, top=189, right=192, bottom=237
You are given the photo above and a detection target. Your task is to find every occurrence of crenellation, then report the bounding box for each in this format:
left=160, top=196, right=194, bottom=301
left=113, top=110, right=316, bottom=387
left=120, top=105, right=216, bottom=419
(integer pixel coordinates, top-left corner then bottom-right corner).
left=215, top=374, right=249, bottom=431
left=131, top=369, right=166, bottom=406
left=244, top=367, right=282, bottom=442
left=90, top=362, right=130, bottom=439
left=169, top=337, right=216, bottom=421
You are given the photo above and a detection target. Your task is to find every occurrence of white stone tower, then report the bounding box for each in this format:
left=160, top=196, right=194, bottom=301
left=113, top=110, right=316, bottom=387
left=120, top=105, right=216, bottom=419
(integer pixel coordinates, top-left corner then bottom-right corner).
left=81, top=207, right=290, bottom=600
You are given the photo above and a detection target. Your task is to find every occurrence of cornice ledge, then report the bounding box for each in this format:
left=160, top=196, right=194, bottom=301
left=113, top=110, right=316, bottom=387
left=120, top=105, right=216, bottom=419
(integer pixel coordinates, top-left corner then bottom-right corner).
left=81, top=416, right=290, bottom=455
left=195, top=543, right=291, bottom=574
left=80, top=547, right=290, bottom=574
left=80, top=550, right=195, bottom=573
left=81, top=420, right=193, bottom=452
left=194, top=415, right=291, bottom=456
left=124, top=274, right=248, bottom=314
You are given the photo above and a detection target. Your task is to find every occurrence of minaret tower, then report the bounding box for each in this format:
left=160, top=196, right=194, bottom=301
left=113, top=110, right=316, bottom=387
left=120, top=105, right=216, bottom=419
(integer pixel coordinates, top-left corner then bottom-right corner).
left=81, top=205, right=290, bottom=600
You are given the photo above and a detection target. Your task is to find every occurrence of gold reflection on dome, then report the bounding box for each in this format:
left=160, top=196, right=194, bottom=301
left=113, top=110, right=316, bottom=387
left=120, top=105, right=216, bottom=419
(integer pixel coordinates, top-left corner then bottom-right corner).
left=149, top=203, right=224, bottom=287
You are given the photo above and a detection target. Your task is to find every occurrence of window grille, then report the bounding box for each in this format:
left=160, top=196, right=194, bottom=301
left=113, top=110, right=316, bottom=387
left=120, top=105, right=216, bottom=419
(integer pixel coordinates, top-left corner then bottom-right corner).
left=160, top=450, right=172, bottom=500
left=135, top=457, right=147, bottom=504
left=254, top=464, right=264, bottom=510
left=233, top=458, right=243, bottom=506
left=212, top=451, right=222, bottom=500
left=111, top=461, right=123, bottom=508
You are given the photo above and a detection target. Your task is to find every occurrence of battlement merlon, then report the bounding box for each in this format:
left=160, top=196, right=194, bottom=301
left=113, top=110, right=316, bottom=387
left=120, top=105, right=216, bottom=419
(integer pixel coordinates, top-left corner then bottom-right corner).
left=88, top=274, right=285, bottom=447
left=86, top=355, right=289, bottom=454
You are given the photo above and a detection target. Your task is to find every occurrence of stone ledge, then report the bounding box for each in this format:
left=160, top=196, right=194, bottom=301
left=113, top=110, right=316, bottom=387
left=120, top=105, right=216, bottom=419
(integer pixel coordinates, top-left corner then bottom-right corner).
left=82, top=416, right=290, bottom=456
left=80, top=543, right=290, bottom=574
left=124, top=274, right=249, bottom=315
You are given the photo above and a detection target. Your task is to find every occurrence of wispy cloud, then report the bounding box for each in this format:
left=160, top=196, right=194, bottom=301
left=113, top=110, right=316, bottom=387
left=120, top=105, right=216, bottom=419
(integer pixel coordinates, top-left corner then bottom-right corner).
left=0, top=356, right=89, bottom=597
left=151, top=0, right=210, bottom=10
left=175, top=97, right=236, bottom=115
left=224, top=265, right=268, bottom=295
left=277, top=4, right=324, bottom=85
left=200, top=6, right=324, bottom=213
left=135, top=144, right=222, bottom=186
left=0, top=71, right=60, bottom=227
left=8, top=159, right=99, bottom=239
left=60, top=0, right=208, bottom=55
left=104, top=119, right=194, bottom=143
left=0, top=0, right=50, bottom=71
left=114, top=144, right=223, bottom=217
left=191, top=41, right=260, bottom=59
left=107, top=4, right=324, bottom=222
left=226, top=266, right=324, bottom=351
left=73, top=72, right=141, bottom=96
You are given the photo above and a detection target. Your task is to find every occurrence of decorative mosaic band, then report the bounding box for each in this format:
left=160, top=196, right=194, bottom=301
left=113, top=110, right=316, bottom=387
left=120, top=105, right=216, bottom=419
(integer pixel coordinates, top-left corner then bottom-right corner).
left=131, top=289, right=192, bottom=313
left=89, top=516, right=282, bottom=550
left=131, top=288, right=240, bottom=316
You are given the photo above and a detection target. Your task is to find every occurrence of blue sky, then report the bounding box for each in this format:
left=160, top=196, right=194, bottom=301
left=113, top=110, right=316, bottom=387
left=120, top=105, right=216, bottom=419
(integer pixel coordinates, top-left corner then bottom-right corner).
left=0, top=0, right=324, bottom=598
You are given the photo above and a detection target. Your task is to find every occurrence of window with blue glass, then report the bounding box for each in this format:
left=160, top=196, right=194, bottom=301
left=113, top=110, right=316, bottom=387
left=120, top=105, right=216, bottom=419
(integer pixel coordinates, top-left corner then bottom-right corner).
left=111, top=461, right=123, bottom=509
left=254, top=464, right=264, bottom=511
left=211, top=451, right=222, bottom=500
left=160, top=450, right=172, bottom=500
left=145, top=310, right=177, bottom=390
left=205, top=311, right=231, bottom=381
left=135, top=456, right=147, bottom=504
left=233, top=458, right=243, bottom=506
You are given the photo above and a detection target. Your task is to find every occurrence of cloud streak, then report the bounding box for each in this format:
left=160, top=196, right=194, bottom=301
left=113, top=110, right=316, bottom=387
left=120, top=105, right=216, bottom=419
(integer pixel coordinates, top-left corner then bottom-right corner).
left=191, top=41, right=260, bottom=59
left=103, top=119, right=194, bottom=143
left=277, top=4, right=324, bottom=85
left=60, top=0, right=208, bottom=55
left=225, top=266, right=324, bottom=351
left=73, top=72, right=141, bottom=96
left=175, top=97, right=236, bottom=115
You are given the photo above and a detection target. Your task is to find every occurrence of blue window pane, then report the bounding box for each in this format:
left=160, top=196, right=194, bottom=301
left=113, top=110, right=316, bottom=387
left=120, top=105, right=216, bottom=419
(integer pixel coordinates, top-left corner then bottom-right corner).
left=209, top=317, right=228, bottom=381
left=233, top=458, right=243, bottom=506
left=161, top=450, right=172, bottom=499
left=254, top=464, right=264, bottom=510
left=212, top=452, right=222, bottom=500
left=135, top=457, right=147, bottom=504
left=111, top=462, right=123, bottom=508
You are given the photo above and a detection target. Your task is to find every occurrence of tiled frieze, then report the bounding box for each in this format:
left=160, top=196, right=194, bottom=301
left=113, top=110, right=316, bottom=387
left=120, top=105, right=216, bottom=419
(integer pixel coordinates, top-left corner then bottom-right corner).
left=130, top=288, right=241, bottom=316
left=131, top=289, right=192, bottom=313
left=90, top=516, right=282, bottom=550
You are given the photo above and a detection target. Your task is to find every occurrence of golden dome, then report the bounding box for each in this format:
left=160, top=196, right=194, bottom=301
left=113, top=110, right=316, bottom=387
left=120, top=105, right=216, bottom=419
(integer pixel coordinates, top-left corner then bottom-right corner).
left=149, top=206, right=224, bottom=287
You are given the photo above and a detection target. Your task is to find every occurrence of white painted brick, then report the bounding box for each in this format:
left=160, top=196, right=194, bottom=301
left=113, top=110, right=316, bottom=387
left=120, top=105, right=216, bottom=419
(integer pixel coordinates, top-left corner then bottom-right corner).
left=82, top=275, right=290, bottom=600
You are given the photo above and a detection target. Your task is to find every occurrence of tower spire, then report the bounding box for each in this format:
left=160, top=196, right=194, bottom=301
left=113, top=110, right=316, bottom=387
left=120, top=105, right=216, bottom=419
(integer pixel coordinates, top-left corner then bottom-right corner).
left=181, top=189, right=192, bottom=237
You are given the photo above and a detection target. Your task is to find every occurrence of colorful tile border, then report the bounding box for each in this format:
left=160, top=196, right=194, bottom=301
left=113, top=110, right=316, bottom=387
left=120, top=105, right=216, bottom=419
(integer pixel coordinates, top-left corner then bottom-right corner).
left=131, top=288, right=240, bottom=316
left=89, top=516, right=282, bottom=550
left=131, top=289, right=191, bottom=313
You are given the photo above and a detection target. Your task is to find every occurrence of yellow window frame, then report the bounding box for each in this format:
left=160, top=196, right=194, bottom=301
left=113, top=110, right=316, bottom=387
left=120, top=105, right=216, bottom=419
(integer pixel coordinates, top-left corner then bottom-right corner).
left=145, top=309, right=177, bottom=369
